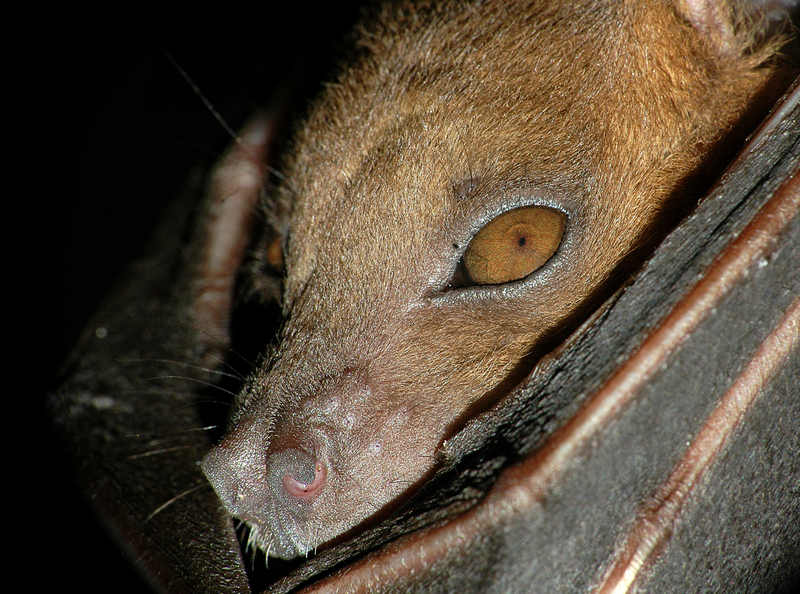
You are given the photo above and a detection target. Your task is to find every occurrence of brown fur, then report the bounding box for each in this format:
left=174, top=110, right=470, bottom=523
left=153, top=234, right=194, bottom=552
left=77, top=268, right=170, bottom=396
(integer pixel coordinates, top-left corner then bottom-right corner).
left=201, top=0, right=795, bottom=560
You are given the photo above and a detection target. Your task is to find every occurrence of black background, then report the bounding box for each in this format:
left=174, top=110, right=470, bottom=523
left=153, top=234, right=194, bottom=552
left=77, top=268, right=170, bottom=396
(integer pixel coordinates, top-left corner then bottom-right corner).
left=41, top=2, right=360, bottom=591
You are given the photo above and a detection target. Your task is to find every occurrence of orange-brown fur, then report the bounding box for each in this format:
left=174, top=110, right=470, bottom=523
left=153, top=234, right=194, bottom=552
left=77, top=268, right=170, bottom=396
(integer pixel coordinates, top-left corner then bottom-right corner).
left=202, top=0, right=795, bottom=560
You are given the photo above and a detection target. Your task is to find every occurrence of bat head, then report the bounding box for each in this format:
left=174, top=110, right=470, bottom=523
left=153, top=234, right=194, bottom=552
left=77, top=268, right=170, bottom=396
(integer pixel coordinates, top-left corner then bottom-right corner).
left=202, top=0, right=794, bottom=560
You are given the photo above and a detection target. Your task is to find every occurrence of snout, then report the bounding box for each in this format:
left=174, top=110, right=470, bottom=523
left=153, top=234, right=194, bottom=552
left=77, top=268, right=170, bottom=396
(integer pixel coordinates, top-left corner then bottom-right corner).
left=201, top=422, right=331, bottom=559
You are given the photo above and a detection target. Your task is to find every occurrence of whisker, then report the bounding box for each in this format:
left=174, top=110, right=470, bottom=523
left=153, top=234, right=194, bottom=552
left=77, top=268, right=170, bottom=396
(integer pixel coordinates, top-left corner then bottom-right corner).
left=116, top=357, right=244, bottom=381
left=145, top=483, right=207, bottom=522
left=129, top=445, right=193, bottom=459
left=166, top=54, right=256, bottom=160
left=313, top=524, right=321, bottom=556
left=416, top=451, right=439, bottom=461
left=123, top=424, right=219, bottom=442
left=251, top=535, right=259, bottom=571
left=160, top=312, right=258, bottom=369
left=387, top=477, right=416, bottom=488
left=111, top=386, right=233, bottom=410
left=265, top=541, right=273, bottom=568
left=146, top=375, right=241, bottom=399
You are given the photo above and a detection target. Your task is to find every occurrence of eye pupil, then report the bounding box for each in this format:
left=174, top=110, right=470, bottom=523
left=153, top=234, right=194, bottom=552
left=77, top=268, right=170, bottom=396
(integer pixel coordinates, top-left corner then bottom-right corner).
left=462, top=206, right=565, bottom=285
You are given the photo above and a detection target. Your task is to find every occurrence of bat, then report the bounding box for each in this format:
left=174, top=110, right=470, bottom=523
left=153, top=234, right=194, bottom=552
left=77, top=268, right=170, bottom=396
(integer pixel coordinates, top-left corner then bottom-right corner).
left=47, top=0, right=799, bottom=592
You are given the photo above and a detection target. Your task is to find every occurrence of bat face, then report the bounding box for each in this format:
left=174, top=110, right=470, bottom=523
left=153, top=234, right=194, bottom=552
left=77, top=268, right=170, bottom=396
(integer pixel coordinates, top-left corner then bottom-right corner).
left=200, top=0, right=794, bottom=561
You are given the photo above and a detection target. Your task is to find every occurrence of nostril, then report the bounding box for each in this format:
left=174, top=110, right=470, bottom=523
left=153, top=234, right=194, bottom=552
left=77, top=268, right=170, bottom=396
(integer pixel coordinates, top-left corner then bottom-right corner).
left=283, top=459, right=326, bottom=498
left=267, top=448, right=327, bottom=500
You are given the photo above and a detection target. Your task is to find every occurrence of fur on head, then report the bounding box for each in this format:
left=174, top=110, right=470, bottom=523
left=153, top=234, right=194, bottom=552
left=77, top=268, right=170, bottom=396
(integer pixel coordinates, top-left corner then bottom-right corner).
left=201, top=0, right=796, bottom=560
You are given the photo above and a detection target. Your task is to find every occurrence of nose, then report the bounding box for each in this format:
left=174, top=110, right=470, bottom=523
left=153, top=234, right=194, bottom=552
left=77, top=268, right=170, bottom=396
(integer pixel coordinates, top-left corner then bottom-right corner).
left=202, top=435, right=328, bottom=517
left=199, top=411, right=333, bottom=559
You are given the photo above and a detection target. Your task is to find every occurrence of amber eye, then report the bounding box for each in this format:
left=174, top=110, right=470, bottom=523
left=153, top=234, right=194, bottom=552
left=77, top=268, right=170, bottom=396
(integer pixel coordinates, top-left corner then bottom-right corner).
left=462, top=206, right=566, bottom=285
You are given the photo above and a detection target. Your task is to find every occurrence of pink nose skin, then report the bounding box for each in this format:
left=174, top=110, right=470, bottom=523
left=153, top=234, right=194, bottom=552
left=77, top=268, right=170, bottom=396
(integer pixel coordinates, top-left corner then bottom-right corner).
left=267, top=447, right=327, bottom=503
left=283, top=459, right=327, bottom=499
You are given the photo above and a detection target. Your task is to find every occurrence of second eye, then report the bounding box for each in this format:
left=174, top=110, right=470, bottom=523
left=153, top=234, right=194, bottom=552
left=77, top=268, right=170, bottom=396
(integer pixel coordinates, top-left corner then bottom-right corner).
left=460, top=205, right=566, bottom=286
